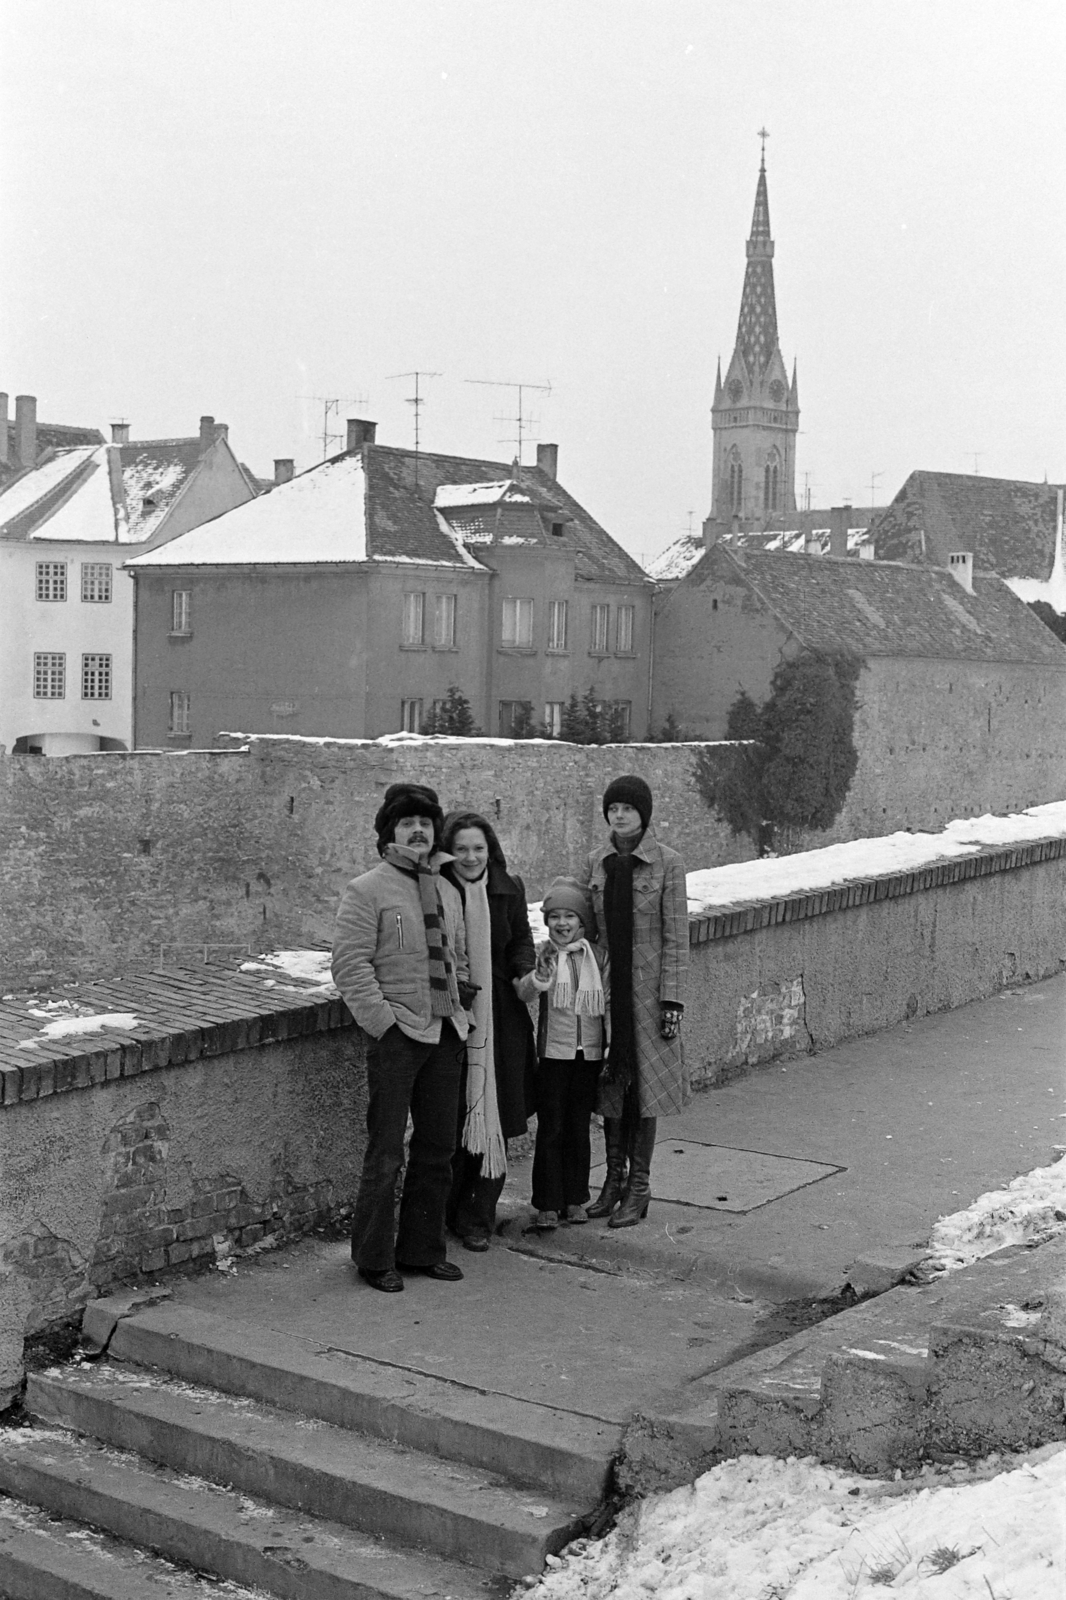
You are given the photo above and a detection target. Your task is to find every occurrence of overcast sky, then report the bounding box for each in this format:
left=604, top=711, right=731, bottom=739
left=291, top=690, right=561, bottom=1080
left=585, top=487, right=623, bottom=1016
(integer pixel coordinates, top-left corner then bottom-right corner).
left=2, top=1, right=1064, bottom=563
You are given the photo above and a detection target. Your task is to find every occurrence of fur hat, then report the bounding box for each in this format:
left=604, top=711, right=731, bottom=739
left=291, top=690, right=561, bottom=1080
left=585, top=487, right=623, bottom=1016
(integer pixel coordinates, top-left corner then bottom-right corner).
left=374, top=782, right=444, bottom=855
left=602, top=774, right=653, bottom=829
left=541, top=876, right=594, bottom=936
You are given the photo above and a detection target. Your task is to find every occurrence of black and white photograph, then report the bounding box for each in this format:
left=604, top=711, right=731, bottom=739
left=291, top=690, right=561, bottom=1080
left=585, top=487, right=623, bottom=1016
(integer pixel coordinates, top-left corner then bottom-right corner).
left=0, top=3, right=1064, bottom=1595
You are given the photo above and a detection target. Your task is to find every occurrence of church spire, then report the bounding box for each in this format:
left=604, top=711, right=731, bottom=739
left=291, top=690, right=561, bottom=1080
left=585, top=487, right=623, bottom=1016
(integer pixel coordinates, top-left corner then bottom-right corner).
left=735, top=147, right=779, bottom=379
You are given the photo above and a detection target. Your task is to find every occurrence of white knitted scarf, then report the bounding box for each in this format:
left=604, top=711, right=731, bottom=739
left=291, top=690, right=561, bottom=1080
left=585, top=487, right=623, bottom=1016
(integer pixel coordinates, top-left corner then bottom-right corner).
left=550, top=939, right=605, bottom=1015
left=461, top=875, right=507, bottom=1179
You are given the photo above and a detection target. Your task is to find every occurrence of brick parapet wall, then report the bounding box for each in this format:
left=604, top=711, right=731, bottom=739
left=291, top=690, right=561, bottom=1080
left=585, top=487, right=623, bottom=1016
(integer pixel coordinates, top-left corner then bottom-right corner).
left=689, top=835, right=1066, bottom=944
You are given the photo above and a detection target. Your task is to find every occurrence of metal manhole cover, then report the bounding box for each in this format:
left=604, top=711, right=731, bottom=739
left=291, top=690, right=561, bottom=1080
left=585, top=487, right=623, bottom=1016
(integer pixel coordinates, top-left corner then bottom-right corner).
left=591, top=1139, right=844, bottom=1213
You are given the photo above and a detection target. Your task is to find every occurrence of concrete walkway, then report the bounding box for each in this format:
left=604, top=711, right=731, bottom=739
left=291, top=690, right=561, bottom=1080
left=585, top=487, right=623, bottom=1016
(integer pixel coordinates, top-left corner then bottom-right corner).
left=144, top=973, right=1064, bottom=1423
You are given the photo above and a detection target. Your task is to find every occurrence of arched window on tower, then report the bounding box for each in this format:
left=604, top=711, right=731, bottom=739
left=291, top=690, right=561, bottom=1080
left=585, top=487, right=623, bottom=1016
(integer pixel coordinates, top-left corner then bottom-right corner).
left=764, top=464, right=771, bottom=511
left=729, top=452, right=744, bottom=514
left=764, top=449, right=781, bottom=512
left=772, top=464, right=779, bottom=509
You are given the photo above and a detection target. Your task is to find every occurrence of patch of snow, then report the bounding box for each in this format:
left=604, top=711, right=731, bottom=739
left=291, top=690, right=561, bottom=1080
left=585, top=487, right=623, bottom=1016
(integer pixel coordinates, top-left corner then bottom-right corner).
left=241, top=950, right=334, bottom=987
left=646, top=533, right=703, bottom=581
left=16, top=446, right=126, bottom=544
left=17, top=1012, right=139, bottom=1047
left=0, top=447, right=99, bottom=525
left=499, top=535, right=539, bottom=545
left=522, top=1447, right=1065, bottom=1600
left=924, top=1155, right=1066, bottom=1271
left=122, top=454, right=187, bottom=541
left=686, top=800, right=1066, bottom=917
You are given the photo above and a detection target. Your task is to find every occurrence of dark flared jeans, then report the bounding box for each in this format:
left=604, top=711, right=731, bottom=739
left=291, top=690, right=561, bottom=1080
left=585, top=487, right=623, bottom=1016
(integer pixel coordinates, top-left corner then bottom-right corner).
left=531, top=1054, right=600, bottom=1213
left=350, top=1021, right=464, bottom=1272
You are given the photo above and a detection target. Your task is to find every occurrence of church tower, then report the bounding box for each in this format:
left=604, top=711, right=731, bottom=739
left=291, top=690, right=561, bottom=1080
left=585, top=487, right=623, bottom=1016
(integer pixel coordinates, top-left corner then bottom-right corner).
left=710, top=143, right=799, bottom=522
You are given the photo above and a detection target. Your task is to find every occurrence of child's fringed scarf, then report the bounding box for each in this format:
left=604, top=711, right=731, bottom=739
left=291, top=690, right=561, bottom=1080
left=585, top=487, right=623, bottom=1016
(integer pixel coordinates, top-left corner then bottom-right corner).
left=383, top=843, right=460, bottom=1016
left=460, top=874, right=507, bottom=1178
left=550, top=939, right=605, bottom=1015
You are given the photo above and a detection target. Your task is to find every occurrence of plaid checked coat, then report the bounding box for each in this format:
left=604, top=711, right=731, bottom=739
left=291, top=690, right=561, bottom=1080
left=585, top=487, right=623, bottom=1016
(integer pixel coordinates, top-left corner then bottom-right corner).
left=581, top=828, right=690, bottom=1118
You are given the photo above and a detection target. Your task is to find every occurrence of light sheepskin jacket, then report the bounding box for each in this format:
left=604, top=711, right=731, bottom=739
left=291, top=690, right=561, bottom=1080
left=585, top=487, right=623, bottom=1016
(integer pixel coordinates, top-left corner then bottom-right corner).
left=331, top=855, right=470, bottom=1045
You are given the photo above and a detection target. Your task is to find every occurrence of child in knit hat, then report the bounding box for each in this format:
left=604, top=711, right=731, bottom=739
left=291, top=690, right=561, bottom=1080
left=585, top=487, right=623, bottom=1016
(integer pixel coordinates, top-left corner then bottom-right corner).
left=515, top=877, right=609, bottom=1231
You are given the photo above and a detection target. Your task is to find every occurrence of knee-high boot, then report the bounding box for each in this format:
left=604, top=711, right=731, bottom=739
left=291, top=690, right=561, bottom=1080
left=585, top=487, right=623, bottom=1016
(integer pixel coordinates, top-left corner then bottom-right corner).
left=608, top=1118, right=657, bottom=1228
left=586, top=1118, right=627, bottom=1218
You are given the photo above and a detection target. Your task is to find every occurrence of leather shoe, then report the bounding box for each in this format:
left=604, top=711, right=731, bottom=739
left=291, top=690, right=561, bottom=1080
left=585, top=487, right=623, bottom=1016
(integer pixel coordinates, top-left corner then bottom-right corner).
left=358, top=1267, right=404, bottom=1293
left=461, top=1231, right=491, bottom=1253
left=396, top=1260, right=464, bottom=1281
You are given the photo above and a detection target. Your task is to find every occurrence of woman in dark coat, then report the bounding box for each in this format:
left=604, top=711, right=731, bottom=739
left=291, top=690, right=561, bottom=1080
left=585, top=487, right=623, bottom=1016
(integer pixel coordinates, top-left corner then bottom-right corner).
left=441, top=811, right=538, bottom=1250
left=580, top=775, right=688, bottom=1228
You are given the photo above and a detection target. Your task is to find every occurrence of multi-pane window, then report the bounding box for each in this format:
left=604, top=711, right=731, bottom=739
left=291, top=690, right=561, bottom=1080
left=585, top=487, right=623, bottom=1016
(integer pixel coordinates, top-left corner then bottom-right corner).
left=547, top=599, right=568, bottom=652
left=402, top=592, right=425, bottom=646
left=81, top=563, right=112, bottom=603
left=498, top=700, right=533, bottom=737
left=543, top=701, right=565, bottom=738
left=616, top=604, right=635, bottom=654
left=501, top=597, right=534, bottom=648
left=168, top=690, right=191, bottom=734
left=81, top=654, right=112, bottom=700
left=434, top=593, right=456, bottom=649
left=33, top=652, right=66, bottom=698
left=590, top=603, right=610, bottom=654
left=400, top=697, right=423, bottom=733
left=171, top=590, right=191, bottom=633
left=35, top=562, right=67, bottom=601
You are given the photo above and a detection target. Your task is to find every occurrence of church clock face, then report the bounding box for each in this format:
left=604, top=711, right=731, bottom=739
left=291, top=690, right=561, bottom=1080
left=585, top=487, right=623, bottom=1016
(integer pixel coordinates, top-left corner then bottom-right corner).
left=768, top=379, right=785, bottom=405
left=728, top=378, right=743, bottom=405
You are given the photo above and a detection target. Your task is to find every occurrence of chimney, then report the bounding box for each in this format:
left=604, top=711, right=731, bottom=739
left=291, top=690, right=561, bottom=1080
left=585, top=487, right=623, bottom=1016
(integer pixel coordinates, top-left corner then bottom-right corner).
left=701, top=514, right=721, bottom=550
left=274, top=458, right=294, bottom=485
left=804, top=531, right=823, bottom=556
left=199, top=415, right=215, bottom=455
left=730, top=512, right=741, bottom=547
left=536, top=442, right=558, bottom=480
left=213, top=422, right=229, bottom=444
left=0, top=393, right=8, bottom=466
left=110, top=421, right=130, bottom=444
left=947, top=551, right=974, bottom=594
left=15, top=394, right=37, bottom=469
left=858, top=542, right=875, bottom=561
left=346, top=418, right=377, bottom=452
left=828, top=505, right=850, bottom=558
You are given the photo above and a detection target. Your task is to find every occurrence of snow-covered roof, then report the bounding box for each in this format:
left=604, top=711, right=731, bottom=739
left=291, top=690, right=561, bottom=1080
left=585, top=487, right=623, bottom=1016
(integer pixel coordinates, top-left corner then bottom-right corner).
left=434, top=480, right=529, bottom=509
left=647, top=532, right=704, bottom=581
left=0, top=446, right=125, bottom=545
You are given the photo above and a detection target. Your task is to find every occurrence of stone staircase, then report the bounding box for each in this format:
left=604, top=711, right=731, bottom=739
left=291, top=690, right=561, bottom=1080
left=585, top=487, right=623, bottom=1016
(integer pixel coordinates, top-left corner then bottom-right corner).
left=0, top=1298, right=620, bottom=1600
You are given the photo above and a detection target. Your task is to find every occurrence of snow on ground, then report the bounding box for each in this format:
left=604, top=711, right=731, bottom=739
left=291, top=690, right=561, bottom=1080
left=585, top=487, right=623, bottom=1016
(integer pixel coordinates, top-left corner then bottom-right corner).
left=520, top=1447, right=1064, bottom=1600
left=686, top=800, right=1066, bottom=917
left=925, top=1156, right=1066, bottom=1272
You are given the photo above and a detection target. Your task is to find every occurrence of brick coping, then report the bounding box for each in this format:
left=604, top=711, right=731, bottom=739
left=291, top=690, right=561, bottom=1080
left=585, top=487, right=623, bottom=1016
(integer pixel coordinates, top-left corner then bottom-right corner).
left=690, top=834, right=1066, bottom=944
left=3, top=834, right=1062, bottom=1108
left=0, top=966, right=350, bottom=1110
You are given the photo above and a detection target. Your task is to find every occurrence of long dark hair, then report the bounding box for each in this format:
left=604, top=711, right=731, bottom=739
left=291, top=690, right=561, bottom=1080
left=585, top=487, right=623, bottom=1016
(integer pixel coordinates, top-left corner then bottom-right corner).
left=440, top=810, right=507, bottom=869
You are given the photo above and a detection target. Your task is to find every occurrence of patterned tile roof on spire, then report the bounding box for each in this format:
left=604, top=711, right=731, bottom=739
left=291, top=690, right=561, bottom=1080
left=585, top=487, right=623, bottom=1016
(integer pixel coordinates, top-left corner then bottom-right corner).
left=735, top=160, right=780, bottom=379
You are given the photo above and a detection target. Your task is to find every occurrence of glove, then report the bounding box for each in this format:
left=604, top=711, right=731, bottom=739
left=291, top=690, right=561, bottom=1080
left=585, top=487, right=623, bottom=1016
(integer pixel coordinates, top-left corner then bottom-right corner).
left=457, top=979, right=481, bottom=1009
left=660, top=1002, right=683, bottom=1040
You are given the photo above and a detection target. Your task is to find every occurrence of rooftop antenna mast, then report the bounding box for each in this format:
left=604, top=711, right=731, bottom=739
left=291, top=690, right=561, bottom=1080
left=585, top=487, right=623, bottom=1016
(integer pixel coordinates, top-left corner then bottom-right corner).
left=869, top=469, right=882, bottom=508
left=970, top=450, right=985, bottom=475
left=299, top=393, right=369, bottom=460
left=802, top=471, right=815, bottom=511
left=387, top=371, right=440, bottom=455
left=466, top=377, right=552, bottom=464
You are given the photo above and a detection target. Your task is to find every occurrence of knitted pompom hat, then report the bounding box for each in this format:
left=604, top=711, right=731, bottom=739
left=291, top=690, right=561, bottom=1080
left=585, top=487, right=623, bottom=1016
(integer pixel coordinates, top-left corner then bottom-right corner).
left=602, top=774, right=653, bottom=829
left=374, top=782, right=444, bottom=855
left=541, top=876, right=595, bottom=937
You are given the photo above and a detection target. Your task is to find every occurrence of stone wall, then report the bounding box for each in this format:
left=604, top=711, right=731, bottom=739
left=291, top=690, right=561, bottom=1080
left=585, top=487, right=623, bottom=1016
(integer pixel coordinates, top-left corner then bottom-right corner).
left=0, top=737, right=749, bottom=990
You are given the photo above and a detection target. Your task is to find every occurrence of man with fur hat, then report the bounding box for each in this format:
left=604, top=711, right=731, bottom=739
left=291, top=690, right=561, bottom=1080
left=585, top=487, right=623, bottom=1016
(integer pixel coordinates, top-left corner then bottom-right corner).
left=332, top=782, right=474, bottom=1292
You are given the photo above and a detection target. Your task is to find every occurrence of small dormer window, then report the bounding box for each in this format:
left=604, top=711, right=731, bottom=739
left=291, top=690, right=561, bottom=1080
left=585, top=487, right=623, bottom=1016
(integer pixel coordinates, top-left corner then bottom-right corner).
left=551, top=521, right=565, bottom=538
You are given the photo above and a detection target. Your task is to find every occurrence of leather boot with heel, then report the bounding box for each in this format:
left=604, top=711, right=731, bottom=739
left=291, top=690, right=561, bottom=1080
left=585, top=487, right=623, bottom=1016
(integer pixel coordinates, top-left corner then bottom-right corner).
left=587, top=1117, right=627, bottom=1218
left=608, top=1118, right=657, bottom=1228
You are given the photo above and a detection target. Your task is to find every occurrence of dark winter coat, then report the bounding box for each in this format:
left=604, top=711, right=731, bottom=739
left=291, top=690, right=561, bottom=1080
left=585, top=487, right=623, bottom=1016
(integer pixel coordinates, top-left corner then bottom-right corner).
left=443, top=859, right=538, bottom=1138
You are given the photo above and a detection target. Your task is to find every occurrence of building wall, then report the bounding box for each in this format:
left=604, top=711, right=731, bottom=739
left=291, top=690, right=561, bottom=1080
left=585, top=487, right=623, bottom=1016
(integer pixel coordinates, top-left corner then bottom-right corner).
left=0, top=737, right=749, bottom=990
left=0, top=540, right=136, bottom=753
left=142, top=439, right=258, bottom=553
left=652, top=562, right=1066, bottom=843
left=363, top=564, right=490, bottom=737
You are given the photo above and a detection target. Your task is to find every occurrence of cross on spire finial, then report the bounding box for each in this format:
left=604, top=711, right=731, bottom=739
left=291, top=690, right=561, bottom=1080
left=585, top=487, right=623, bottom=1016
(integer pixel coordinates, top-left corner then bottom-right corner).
left=758, top=127, right=769, bottom=167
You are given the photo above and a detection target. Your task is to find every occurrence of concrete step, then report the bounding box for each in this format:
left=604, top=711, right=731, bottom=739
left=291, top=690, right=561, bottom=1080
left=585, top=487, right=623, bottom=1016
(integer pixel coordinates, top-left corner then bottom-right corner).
left=686, top=1239, right=1066, bottom=1472
left=105, top=1299, right=616, bottom=1501
left=26, top=1364, right=583, bottom=1579
left=0, top=1429, right=496, bottom=1600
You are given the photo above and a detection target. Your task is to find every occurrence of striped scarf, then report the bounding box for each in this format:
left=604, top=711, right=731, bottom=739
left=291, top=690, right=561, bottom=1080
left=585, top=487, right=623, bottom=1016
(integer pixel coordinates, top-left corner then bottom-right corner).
left=384, top=845, right=460, bottom=1016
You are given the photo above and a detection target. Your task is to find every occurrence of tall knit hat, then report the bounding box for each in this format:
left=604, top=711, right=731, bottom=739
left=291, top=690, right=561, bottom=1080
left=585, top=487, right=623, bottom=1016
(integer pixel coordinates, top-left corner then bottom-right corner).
left=374, top=782, right=444, bottom=855
left=541, top=876, right=595, bottom=937
left=602, top=774, right=653, bottom=829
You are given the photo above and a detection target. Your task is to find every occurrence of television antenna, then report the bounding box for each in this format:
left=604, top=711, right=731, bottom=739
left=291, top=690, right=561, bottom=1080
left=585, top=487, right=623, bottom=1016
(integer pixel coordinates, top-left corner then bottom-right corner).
left=969, top=449, right=985, bottom=475
left=868, top=469, right=883, bottom=507
left=387, top=371, right=440, bottom=454
left=299, top=393, right=369, bottom=459
left=466, top=377, right=551, bottom=462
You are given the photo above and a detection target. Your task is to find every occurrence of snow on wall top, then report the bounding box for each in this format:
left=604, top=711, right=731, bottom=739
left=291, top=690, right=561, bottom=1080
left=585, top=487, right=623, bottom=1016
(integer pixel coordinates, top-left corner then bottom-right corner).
left=685, top=800, right=1066, bottom=917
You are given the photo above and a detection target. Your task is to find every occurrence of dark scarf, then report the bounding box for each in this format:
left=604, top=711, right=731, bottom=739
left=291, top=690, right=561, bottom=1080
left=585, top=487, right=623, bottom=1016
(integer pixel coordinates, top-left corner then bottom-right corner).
left=383, top=844, right=460, bottom=1016
left=602, top=832, right=640, bottom=1088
